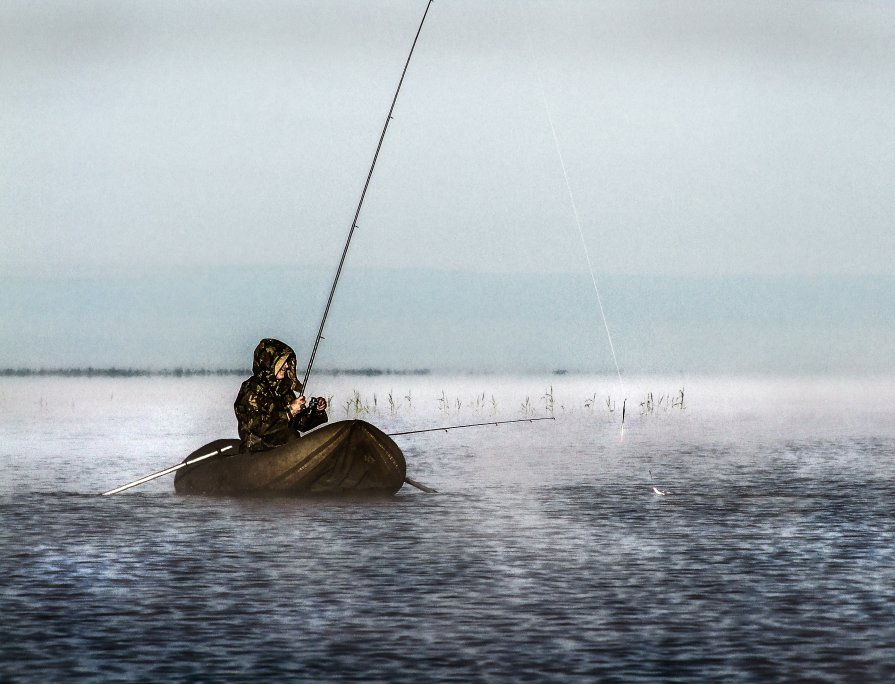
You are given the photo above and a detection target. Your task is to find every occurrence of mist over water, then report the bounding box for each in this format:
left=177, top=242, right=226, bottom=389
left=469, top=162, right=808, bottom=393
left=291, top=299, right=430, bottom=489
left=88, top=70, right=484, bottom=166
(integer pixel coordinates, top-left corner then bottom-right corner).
left=2, top=375, right=894, bottom=681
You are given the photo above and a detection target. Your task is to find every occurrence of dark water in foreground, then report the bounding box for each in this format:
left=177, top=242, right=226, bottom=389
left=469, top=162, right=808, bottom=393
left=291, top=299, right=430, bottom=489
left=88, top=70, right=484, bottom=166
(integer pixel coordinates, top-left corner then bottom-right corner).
left=2, top=376, right=894, bottom=681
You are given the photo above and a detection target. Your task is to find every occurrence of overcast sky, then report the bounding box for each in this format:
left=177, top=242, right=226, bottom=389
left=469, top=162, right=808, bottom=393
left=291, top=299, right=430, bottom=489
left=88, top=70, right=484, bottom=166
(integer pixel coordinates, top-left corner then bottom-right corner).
left=1, top=1, right=894, bottom=371
left=4, top=0, right=894, bottom=276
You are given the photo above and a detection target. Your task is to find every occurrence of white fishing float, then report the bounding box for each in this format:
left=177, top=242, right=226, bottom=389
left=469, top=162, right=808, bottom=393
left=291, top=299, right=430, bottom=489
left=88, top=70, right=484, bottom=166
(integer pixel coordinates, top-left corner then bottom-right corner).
left=649, top=470, right=670, bottom=496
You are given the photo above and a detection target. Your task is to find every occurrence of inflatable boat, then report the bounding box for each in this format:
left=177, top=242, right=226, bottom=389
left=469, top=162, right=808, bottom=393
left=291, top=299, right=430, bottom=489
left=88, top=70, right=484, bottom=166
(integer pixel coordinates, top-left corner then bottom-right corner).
left=173, top=420, right=406, bottom=496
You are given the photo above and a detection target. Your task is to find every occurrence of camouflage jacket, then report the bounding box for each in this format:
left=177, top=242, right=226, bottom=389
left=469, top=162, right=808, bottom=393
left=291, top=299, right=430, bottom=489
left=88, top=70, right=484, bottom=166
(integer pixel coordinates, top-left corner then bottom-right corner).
left=234, top=338, right=328, bottom=453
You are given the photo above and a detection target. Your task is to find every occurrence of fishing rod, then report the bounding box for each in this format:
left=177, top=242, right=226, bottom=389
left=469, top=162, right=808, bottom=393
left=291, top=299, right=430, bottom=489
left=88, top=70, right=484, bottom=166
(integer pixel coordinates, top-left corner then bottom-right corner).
left=301, top=0, right=434, bottom=395
left=391, top=417, right=556, bottom=493
left=101, top=416, right=554, bottom=496
left=389, top=416, right=555, bottom=436
left=101, top=444, right=235, bottom=496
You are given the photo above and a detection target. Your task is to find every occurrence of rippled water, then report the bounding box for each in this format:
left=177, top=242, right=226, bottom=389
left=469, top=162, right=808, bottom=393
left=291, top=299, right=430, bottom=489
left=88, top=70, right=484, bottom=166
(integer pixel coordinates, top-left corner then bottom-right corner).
left=2, top=375, right=894, bottom=681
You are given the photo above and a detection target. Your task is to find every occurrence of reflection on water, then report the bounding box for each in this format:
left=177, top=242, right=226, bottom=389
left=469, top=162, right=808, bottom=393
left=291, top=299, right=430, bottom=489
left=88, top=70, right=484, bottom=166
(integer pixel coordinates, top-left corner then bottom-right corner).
left=2, top=375, right=895, bottom=681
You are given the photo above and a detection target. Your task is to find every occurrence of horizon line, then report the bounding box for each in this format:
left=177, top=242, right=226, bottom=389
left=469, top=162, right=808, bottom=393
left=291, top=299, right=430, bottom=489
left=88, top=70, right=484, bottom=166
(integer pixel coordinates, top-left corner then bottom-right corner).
left=0, top=367, right=437, bottom=378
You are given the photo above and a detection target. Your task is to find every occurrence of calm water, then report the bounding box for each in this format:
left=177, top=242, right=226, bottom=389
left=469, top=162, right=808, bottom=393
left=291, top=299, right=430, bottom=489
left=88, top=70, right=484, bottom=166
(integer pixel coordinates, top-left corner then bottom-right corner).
left=2, top=375, right=894, bottom=682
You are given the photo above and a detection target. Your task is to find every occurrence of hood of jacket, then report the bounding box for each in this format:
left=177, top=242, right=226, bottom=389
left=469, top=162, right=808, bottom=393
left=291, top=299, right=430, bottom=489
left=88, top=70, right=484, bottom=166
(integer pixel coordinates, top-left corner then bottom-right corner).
left=251, top=338, right=299, bottom=393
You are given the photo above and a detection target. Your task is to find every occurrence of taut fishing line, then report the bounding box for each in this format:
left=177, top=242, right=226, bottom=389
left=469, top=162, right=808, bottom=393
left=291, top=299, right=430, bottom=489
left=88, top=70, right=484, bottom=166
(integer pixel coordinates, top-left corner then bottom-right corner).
left=525, top=29, right=626, bottom=415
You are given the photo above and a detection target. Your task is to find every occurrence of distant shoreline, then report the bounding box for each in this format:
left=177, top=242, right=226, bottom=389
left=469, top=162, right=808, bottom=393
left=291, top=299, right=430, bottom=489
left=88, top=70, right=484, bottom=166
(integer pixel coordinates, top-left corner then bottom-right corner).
left=0, top=368, right=433, bottom=378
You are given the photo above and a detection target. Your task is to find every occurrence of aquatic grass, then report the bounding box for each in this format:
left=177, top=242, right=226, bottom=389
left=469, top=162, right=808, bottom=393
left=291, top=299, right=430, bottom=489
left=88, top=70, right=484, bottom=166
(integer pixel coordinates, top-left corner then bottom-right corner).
left=387, top=390, right=399, bottom=414
left=542, top=385, right=555, bottom=416
left=21, top=377, right=689, bottom=423
left=576, top=389, right=688, bottom=417
left=472, top=392, right=487, bottom=413
left=333, top=385, right=686, bottom=420
left=583, top=394, right=616, bottom=414
left=437, top=390, right=449, bottom=414
left=640, top=392, right=655, bottom=414
left=640, top=388, right=686, bottom=415
left=343, top=389, right=374, bottom=418
left=435, top=392, right=466, bottom=414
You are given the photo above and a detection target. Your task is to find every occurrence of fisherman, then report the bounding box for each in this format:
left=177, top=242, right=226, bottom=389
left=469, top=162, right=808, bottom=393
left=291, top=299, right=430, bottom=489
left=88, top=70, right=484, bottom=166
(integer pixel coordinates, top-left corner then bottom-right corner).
left=234, top=338, right=328, bottom=453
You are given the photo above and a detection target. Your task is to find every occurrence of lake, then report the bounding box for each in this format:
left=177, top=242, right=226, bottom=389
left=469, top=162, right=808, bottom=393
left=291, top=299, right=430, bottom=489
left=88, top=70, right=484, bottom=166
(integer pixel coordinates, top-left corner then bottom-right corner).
left=2, top=374, right=894, bottom=681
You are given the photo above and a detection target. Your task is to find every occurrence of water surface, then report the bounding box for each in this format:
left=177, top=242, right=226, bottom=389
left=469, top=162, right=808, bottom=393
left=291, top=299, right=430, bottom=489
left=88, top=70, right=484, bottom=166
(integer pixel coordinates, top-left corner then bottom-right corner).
left=2, top=375, right=894, bottom=681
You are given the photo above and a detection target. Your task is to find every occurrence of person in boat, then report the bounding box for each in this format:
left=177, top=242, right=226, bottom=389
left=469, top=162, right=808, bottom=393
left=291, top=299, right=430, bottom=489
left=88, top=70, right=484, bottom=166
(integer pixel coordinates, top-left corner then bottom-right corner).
left=234, top=338, right=328, bottom=453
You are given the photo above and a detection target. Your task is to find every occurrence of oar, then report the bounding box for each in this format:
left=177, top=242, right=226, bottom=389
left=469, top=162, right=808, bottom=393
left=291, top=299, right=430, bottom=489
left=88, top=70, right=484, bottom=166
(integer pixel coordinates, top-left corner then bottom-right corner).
left=101, top=445, right=234, bottom=496
left=404, top=477, right=436, bottom=493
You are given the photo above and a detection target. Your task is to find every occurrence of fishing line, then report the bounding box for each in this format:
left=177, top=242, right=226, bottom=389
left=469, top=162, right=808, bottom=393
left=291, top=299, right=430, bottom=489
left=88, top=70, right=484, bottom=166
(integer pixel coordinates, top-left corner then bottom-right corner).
left=526, top=28, right=626, bottom=414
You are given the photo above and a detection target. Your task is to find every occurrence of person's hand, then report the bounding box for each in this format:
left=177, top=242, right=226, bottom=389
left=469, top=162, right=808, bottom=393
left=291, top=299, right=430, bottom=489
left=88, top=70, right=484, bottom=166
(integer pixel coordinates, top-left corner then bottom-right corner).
left=289, top=395, right=307, bottom=417
left=314, top=397, right=328, bottom=413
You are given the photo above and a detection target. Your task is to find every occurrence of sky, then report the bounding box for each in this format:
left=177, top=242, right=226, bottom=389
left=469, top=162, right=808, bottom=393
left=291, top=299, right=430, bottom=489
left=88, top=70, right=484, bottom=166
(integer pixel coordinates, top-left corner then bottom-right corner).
left=1, top=1, right=894, bottom=373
